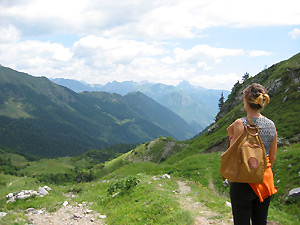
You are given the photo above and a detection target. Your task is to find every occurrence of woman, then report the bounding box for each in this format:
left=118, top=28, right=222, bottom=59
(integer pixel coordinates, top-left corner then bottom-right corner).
left=226, top=83, right=277, bottom=225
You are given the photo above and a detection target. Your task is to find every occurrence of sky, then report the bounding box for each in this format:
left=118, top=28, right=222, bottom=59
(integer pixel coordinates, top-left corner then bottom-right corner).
left=0, top=0, right=300, bottom=90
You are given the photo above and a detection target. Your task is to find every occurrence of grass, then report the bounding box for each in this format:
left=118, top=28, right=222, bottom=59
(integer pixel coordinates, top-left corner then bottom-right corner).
left=20, top=158, right=74, bottom=176
left=76, top=174, right=193, bottom=225
left=0, top=143, right=299, bottom=225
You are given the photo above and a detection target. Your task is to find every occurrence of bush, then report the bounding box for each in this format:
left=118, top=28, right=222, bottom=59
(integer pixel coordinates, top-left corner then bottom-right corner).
left=107, top=176, right=140, bottom=196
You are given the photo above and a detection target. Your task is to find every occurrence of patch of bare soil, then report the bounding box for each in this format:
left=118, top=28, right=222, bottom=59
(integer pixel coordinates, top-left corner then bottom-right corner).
left=26, top=202, right=106, bottom=225
left=176, top=181, right=233, bottom=225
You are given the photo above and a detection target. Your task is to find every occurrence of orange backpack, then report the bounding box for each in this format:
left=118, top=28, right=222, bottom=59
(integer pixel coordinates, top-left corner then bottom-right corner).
left=220, top=117, right=267, bottom=184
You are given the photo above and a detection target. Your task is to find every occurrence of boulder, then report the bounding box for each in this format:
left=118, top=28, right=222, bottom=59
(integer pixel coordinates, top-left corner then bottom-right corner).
left=287, top=187, right=300, bottom=201
left=38, top=187, right=49, bottom=195
left=43, top=186, right=52, bottom=191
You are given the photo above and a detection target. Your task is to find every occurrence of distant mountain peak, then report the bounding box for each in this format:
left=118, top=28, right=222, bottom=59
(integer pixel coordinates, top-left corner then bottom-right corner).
left=177, top=80, right=192, bottom=89
left=177, top=80, right=206, bottom=90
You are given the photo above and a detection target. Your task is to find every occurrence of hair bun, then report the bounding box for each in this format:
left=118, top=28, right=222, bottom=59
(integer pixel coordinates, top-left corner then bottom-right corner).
left=252, top=93, right=270, bottom=106
left=262, top=93, right=270, bottom=106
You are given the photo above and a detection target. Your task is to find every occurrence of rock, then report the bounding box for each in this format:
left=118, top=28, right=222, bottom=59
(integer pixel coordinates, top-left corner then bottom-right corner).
left=225, top=201, right=232, bottom=208
left=6, top=193, right=14, bottom=199
left=63, top=201, right=69, bottom=206
left=153, top=174, right=171, bottom=180
left=287, top=187, right=300, bottom=201
left=173, top=189, right=180, bottom=194
left=16, top=194, right=31, bottom=200
left=32, top=210, right=43, bottom=215
left=152, top=176, right=160, bottom=180
left=208, top=123, right=219, bottom=134
left=43, top=186, right=52, bottom=191
left=25, top=208, right=35, bottom=214
left=223, top=179, right=229, bottom=187
left=73, top=214, right=82, bottom=220
left=38, top=187, right=49, bottom=195
left=0, top=212, right=7, bottom=218
left=85, top=209, right=93, bottom=214
left=99, top=215, right=107, bottom=219
left=162, top=174, right=171, bottom=179
left=6, top=197, right=15, bottom=203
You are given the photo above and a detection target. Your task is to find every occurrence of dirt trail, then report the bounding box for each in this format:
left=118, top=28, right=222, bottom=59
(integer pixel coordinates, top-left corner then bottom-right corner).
left=176, top=181, right=233, bottom=225
left=26, top=195, right=106, bottom=225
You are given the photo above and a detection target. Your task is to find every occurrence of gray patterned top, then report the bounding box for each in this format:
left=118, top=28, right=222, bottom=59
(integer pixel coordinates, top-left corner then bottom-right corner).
left=241, top=117, right=276, bottom=156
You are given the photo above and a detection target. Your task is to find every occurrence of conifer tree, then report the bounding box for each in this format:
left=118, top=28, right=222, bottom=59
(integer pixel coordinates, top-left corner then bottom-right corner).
left=218, top=92, right=224, bottom=110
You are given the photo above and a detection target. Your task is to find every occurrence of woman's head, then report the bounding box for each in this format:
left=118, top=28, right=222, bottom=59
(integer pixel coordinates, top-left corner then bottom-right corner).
left=243, top=83, right=270, bottom=110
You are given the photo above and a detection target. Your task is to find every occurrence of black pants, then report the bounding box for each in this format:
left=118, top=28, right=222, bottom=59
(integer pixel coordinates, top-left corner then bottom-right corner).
left=230, top=182, right=271, bottom=225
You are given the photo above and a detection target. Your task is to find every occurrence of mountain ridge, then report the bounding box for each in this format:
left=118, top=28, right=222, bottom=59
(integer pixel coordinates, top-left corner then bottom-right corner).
left=0, top=66, right=196, bottom=157
left=51, top=78, right=230, bottom=132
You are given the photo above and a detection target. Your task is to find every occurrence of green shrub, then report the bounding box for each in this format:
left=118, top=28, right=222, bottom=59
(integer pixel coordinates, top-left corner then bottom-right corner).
left=107, top=176, right=140, bottom=196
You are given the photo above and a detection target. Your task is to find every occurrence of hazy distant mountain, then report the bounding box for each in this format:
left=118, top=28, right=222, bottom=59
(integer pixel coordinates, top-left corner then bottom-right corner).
left=0, top=66, right=196, bottom=157
left=52, top=79, right=230, bottom=132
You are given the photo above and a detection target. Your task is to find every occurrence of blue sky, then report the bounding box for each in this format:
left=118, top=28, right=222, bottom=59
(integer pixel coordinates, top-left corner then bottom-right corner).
left=0, top=0, right=300, bottom=90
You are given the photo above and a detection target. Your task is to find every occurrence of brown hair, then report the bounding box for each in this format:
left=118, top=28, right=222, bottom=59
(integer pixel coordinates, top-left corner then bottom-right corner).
left=243, top=83, right=270, bottom=109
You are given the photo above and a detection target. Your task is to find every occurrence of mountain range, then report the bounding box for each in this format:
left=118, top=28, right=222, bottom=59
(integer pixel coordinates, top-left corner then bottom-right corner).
left=51, top=79, right=230, bottom=132
left=0, top=66, right=195, bottom=157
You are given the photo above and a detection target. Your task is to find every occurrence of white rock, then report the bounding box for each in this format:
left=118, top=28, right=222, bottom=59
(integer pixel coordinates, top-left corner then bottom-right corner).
left=225, top=201, right=232, bottom=208
left=63, top=201, right=69, bottom=206
left=287, top=187, right=300, bottom=200
left=99, top=215, right=107, bottom=219
left=162, top=174, right=171, bottom=179
left=16, top=194, right=31, bottom=200
left=0, top=212, right=7, bottom=218
left=85, top=209, right=93, bottom=214
left=25, top=208, right=35, bottom=214
left=43, top=186, right=52, bottom=191
left=38, top=187, right=49, bottom=195
left=6, top=197, right=15, bottom=203
left=6, top=193, right=14, bottom=199
left=32, top=210, right=43, bottom=215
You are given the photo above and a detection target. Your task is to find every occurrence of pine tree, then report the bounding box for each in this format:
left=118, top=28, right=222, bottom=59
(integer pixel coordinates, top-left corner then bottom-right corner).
left=218, top=92, right=224, bottom=110
left=242, top=72, right=250, bottom=83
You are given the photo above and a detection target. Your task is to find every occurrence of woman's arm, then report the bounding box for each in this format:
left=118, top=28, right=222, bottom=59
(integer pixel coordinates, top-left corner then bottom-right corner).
left=227, top=119, right=244, bottom=146
left=269, top=131, right=278, bottom=167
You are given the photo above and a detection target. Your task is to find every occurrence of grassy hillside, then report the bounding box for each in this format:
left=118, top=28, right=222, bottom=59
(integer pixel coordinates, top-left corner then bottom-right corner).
left=0, top=53, right=299, bottom=224
left=0, top=143, right=299, bottom=224
left=0, top=66, right=196, bottom=157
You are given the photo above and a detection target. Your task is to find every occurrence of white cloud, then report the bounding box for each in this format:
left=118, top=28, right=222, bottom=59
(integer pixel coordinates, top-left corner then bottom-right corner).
left=0, top=25, right=20, bottom=43
left=189, top=73, right=240, bottom=90
left=73, top=35, right=165, bottom=67
left=0, top=40, right=73, bottom=75
left=289, top=28, right=300, bottom=39
left=1, top=0, right=300, bottom=39
left=248, top=50, right=273, bottom=57
left=1, top=0, right=299, bottom=91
